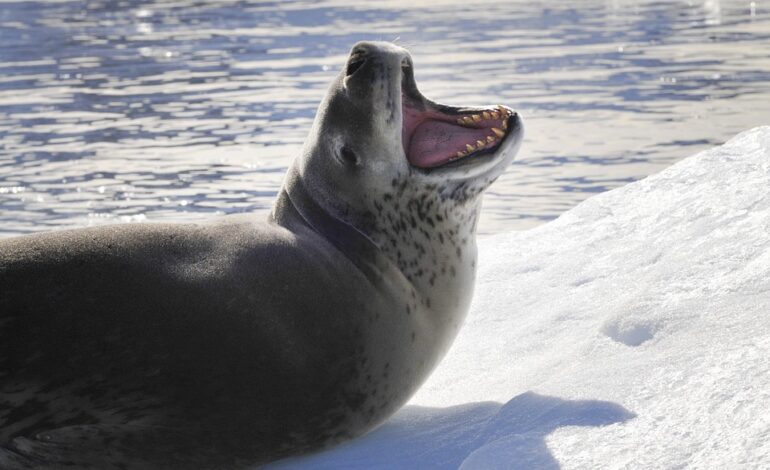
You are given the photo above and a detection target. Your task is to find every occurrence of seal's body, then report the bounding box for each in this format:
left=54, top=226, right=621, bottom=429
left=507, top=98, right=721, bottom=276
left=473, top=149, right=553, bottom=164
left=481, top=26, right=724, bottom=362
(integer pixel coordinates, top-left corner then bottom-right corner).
left=0, top=42, right=523, bottom=469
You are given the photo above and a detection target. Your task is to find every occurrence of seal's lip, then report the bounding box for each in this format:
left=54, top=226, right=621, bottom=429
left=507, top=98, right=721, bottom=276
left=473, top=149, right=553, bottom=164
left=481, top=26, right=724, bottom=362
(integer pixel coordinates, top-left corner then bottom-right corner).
left=400, top=65, right=520, bottom=172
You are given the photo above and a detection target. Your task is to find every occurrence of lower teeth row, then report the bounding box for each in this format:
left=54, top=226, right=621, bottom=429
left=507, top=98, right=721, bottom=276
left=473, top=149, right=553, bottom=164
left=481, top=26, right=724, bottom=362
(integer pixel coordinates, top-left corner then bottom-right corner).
left=453, top=106, right=510, bottom=159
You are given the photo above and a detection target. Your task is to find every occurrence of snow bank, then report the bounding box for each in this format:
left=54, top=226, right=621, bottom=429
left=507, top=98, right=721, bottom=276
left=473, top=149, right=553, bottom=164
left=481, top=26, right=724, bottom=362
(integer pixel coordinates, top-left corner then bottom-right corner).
left=267, top=127, right=770, bottom=469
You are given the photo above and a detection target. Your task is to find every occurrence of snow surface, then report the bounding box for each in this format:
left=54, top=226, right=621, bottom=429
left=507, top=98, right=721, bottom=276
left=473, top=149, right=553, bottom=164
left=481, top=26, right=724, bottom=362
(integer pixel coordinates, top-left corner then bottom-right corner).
left=266, top=127, right=770, bottom=469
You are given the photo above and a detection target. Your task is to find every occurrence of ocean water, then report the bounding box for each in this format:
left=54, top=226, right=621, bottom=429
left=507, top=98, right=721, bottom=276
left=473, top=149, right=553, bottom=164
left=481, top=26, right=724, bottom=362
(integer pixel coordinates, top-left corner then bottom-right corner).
left=1, top=0, right=769, bottom=236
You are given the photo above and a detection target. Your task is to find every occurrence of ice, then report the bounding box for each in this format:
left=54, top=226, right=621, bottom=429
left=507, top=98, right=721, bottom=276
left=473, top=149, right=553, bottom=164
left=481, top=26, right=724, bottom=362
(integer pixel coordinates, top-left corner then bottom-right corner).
left=266, top=127, right=770, bottom=468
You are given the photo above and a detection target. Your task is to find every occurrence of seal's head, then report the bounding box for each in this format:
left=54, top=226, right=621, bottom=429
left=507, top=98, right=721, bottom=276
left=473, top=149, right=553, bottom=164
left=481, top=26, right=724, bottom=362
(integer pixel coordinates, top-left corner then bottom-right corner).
left=288, top=40, right=522, bottom=233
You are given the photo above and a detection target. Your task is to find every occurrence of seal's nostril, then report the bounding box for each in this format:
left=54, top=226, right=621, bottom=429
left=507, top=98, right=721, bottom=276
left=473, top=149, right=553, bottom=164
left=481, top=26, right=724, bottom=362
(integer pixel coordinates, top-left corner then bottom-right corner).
left=346, top=58, right=365, bottom=76
left=346, top=50, right=367, bottom=76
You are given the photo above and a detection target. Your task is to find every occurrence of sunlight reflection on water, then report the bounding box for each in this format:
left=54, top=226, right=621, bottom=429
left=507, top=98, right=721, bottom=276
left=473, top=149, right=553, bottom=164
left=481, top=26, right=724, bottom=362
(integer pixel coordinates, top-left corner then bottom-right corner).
left=0, top=0, right=769, bottom=236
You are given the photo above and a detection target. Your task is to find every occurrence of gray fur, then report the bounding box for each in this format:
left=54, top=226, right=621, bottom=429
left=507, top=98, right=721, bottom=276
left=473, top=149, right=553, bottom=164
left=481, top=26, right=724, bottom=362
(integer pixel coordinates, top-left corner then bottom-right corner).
left=0, top=41, right=523, bottom=469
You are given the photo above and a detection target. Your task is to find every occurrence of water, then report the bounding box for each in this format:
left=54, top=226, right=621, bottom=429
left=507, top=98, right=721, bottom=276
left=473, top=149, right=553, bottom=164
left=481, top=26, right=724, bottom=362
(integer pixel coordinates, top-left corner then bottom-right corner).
left=1, top=0, right=769, bottom=236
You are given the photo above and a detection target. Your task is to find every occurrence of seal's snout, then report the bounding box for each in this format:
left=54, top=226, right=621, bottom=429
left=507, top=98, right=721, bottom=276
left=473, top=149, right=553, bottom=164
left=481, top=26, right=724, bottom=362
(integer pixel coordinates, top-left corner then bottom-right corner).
left=345, top=41, right=410, bottom=79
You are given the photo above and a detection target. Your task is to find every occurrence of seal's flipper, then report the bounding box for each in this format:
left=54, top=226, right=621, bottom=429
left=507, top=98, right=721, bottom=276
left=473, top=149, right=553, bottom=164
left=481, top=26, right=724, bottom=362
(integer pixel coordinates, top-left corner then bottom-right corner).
left=0, top=425, right=236, bottom=470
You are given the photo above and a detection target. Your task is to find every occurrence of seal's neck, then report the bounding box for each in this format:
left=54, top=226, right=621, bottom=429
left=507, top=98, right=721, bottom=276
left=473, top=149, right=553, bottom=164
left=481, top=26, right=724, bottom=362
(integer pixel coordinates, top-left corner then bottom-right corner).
left=272, top=167, right=480, bottom=337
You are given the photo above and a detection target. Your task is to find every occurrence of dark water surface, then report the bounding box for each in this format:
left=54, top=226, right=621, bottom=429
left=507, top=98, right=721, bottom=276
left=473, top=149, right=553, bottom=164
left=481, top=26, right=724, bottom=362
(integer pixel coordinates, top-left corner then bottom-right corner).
left=1, top=0, right=769, bottom=235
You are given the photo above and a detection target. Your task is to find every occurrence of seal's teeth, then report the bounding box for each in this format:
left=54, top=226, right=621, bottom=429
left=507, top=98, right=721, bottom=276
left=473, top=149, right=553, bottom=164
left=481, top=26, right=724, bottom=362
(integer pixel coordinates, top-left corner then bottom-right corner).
left=492, top=127, right=505, bottom=138
left=497, top=105, right=508, bottom=115
left=490, top=111, right=500, bottom=120
left=486, top=135, right=495, bottom=143
left=472, top=114, right=481, bottom=122
left=476, top=140, right=485, bottom=148
left=456, top=151, right=465, bottom=158
left=463, top=116, right=474, bottom=124
left=456, top=118, right=465, bottom=125
left=465, top=144, right=474, bottom=152
left=502, top=119, right=508, bottom=129
left=482, top=111, right=491, bottom=120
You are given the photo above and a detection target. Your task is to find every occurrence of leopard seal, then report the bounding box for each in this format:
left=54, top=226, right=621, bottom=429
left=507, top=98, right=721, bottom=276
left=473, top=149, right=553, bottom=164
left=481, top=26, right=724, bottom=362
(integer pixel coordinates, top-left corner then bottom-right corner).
left=0, top=41, right=523, bottom=469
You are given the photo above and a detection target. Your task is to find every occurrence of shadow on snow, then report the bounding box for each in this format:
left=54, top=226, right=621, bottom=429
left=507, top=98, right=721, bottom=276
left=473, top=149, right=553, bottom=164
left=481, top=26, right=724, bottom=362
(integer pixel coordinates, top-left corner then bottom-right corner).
left=266, top=391, right=635, bottom=469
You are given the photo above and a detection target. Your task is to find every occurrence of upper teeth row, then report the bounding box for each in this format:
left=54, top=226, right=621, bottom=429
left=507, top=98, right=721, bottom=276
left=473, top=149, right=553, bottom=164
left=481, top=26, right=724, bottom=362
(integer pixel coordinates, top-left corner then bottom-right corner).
left=455, top=105, right=511, bottom=125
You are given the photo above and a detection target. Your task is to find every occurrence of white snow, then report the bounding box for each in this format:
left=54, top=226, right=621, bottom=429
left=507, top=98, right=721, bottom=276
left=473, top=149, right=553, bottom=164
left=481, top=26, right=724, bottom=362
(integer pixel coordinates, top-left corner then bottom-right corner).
left=266, top=127, right=770, bottom=469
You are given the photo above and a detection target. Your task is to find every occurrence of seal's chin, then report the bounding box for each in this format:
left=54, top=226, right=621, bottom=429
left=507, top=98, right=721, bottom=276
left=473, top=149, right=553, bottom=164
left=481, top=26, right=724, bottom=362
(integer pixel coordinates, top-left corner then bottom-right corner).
left=402, top=96, right=517, bottom=170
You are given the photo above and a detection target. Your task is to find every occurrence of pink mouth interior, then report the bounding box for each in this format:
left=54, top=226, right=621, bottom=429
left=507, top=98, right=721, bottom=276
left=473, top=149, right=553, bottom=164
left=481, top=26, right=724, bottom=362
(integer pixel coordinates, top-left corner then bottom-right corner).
left=402, top=97, right=509, bottom=168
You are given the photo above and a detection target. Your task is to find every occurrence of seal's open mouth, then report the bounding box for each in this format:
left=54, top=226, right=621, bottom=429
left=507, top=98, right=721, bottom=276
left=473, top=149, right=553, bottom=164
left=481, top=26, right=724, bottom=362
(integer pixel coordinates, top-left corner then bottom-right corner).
left=400, top=61, right=517, bottom=170
left=402, top=99, right=515, bottom=169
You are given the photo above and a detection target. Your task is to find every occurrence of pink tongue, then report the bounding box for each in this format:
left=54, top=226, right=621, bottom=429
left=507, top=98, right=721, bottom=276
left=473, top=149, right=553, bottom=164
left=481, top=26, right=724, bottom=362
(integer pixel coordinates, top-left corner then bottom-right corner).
left=407, top=120, right=489, bottom=167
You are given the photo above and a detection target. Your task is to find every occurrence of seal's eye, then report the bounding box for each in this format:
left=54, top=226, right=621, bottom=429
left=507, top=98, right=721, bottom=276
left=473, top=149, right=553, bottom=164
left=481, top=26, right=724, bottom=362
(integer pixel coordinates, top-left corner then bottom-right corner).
left=338, top=146, right=360, bottom=167
left=346, top=52, right=366, bottom=76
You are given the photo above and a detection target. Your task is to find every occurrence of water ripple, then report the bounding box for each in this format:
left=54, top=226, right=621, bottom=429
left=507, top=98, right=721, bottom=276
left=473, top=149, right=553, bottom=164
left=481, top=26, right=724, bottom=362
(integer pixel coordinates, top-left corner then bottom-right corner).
left=1, top=0, right=769, bottom=235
